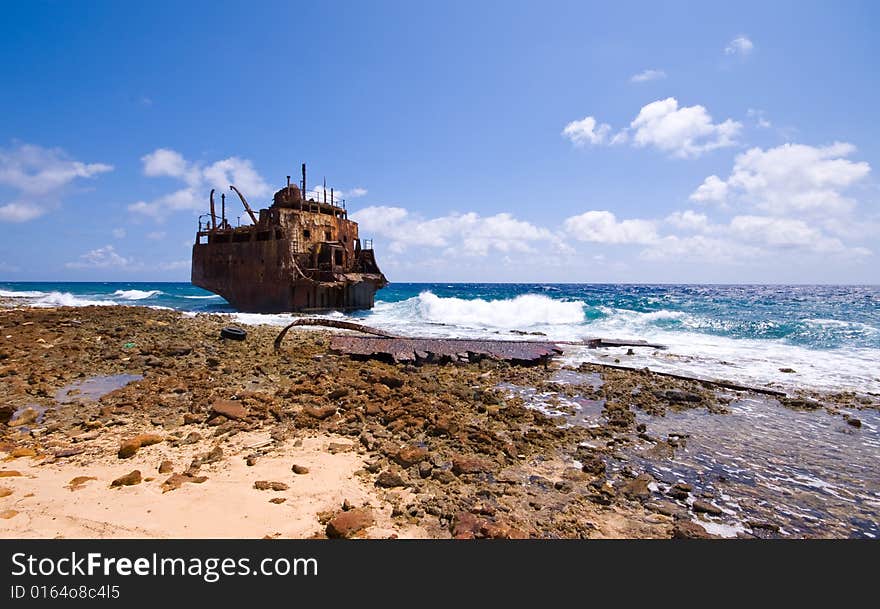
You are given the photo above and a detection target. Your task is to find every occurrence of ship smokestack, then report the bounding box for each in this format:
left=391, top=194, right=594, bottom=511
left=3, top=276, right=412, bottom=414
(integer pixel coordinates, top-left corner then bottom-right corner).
left=221, top=193, right=226, bottom=227
left=286, top=175, right=291, bottom=197
left=301, top=163, right=306, bottom=200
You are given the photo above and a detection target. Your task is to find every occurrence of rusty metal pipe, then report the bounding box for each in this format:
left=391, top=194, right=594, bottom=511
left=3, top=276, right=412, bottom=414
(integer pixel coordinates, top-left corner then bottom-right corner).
left=229, top=184, right=258, bottom=225
left=209, top=189, right=217, bottom=230
left=221, top=193, right=226, bottom=228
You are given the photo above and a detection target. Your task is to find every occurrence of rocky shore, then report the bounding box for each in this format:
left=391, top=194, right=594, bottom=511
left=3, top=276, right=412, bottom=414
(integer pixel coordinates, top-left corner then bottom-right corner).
left=1, top=305, right=876, bottom=538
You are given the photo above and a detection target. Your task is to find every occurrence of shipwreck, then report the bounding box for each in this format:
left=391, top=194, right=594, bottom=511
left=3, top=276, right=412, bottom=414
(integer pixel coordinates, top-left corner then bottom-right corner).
left=192, top=164, right=387, bottom=313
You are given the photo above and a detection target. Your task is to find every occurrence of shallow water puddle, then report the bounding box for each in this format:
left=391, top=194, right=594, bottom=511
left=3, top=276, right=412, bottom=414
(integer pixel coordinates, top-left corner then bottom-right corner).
left=618, top=398, right=880, bottom=538
left=54, top=374, right=143, bottom=404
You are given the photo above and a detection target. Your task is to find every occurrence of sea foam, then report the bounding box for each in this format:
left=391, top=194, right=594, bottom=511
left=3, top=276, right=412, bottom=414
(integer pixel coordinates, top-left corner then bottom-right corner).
left=415, top=291, right=585, bottom=328
left=112, top=289, right=162, bottom=300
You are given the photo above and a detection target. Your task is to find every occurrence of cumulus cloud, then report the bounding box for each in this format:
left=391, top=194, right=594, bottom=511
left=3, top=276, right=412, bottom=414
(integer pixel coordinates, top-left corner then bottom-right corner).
left=112, top=227, right=126, bottom=239
left=630, top=69, right=666, bottom=83
left=561, top=116, right=612, bottom=146
left=65, top=245, right=132, bottom=269
left=564, top=211, right=658, bottom=244
left=665, top=210, right=711, bottom=232
left=725, top=35, right=754, bottom=56
left=747, top=108, right=772, bottom=128
left=727, top=215, right=848, bottom=252
left=351, top=206, right=557, bottom=256
left=626, top=98, right=742, bottom=158
left=690, top=142, right=871, bottom=218
left=563, top=98, right=741, bottom=158
left=0, top=143, right=113, bottom=222
left=129, top=148, right=270, bottom=221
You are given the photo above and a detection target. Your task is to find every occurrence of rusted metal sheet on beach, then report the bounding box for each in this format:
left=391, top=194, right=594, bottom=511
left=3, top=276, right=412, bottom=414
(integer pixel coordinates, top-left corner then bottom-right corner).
left=328, top=335, right=564, bottom=365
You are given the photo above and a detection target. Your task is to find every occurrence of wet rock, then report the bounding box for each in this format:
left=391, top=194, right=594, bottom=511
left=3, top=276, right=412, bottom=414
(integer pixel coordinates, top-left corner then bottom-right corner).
left=210, top=400, right=248, bottom=421
left=291, top=464, right=309, bottom=475
left=394, top=444, right=429, bottom=468
left=118, top=433, right=164, bottom=459
left=620, top=473, right=653, bottom=500
left=780, top=397, right=821, bottom=410
left=668, top=482, right=691, bottom=501
left=0, top=405, right=14, bottom=424
left=375, top=470, right=407, bottom=488
left=111, top=470, right=142, bottom=487
left=452, top=455, right=493, bottom=476
left=646, top=500, right=686, bottom=519
left=254, top=480, right=289, bottom=491
left=779, top=368, right=796, bottom=373
left=845, top=416, right=862, bottom=428
left=662, top=390, right=702, bottom=403
left=158, top=460, right=174, bottom=474
left=672, top=521, right=716, bottom=539
left=326, top=507, right=375, bottom=538
left=692, top=500, right=723, bottom=516
left=8, top=407, right=38, bottom=427
left=747, top=520, right=780, bottom=532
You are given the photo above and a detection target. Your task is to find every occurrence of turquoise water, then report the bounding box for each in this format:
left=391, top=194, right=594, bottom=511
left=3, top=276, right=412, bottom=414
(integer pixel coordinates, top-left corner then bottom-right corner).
left=2, top=282, right=879, bottom=393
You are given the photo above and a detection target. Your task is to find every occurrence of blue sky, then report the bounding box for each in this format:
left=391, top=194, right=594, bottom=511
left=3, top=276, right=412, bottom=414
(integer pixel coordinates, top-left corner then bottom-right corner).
left=1, top=0, right=878, bottom=283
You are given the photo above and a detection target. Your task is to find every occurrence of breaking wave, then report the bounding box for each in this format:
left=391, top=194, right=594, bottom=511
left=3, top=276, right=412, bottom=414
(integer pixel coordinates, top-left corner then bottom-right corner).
left=32, top=292, right=115, bottom=307
left=415, top=291, right=585, bottom=328
left=183, top=294, right=222, bottom=299
left=0, top=289, right=47, bottom=298
left=112, top=289, right=162, bottom=300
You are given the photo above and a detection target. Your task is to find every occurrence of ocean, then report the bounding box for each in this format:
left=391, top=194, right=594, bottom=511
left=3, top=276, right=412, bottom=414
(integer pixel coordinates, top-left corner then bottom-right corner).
left=2, top=282, right=878, bottom=394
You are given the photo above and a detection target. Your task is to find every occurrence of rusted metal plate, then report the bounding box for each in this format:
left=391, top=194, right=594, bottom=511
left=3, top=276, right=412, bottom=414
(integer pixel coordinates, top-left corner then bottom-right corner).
left=329, top=336, right=564, bottom=365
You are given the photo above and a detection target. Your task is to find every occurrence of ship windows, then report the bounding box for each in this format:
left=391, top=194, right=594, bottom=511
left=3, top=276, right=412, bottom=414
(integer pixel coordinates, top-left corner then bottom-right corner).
left=303, top=229, right=311, bottom=239
left=257, top=231, right=270, bottom=241
left=275, top=229, right=283, bottom=240
left=324, top=230, right=331, bottom=240
left=334, top=250, right=343, bottom=266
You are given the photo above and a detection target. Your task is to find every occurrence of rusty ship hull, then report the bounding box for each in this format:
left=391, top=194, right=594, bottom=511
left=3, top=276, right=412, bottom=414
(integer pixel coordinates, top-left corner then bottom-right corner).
left=191, top=169, right=387, bottom=313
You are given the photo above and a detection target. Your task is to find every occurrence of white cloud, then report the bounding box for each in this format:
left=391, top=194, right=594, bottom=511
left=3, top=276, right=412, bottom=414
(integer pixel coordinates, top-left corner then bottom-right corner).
left=130, top=149, right=270, bottom=221
left=728, top=215, right=852, bottom=253
left=640, top=235, right=753, bottom=263
left=561, top=116, right=612, bottom=146
left=725, top=35, right=754, bottom=56
left=65, top=245, right=132, bottom=269
left=630, top=69, right=666, bottom=83
left=690, top=142, right=871, bottom=217
left=351, top=206, right=557, bottom=256
left=564, top=210, right=658, bottom=244
left=147, top=231, right=166, bottom=240
left=563, top=98, right=741, bottom=158
left=689, top=175, right=729, bottom=204
left=0, top=143, right=113, bottom=222
left=627, top=98, right=742, bottom=158
left=112, top=227, right=126, bottom=239
left=665, top=210, right=711, bottom=232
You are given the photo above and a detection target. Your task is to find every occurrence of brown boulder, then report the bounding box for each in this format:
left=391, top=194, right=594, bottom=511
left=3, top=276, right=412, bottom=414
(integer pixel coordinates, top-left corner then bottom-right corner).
left=118, top=434, right=164, bottom=459
left=111, top=470, right=142, bottom=487
left=620, top=473, right=654, bottom=500
left=394, top=444, right=429, bottom=468
left=692, top=500, right=723, bottom=516
left=375, top=470, right=407, bottom=488
left=254, top=480, right=289, bottom=491
left=210, top=400, right=248, bottom=421
left=672, top=521, right=717, bottom=539
left=303, top=404, right=336, bottom=419
left=452, top=455, right=493, bottom=476
left=158, top=460, right=174, bottom=474
left=326, top=507, right=375, bottom=538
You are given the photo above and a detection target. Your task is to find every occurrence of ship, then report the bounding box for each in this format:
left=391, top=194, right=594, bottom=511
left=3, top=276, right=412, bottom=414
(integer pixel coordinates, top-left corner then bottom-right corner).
left=191, top=164, right=387, bottom=313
